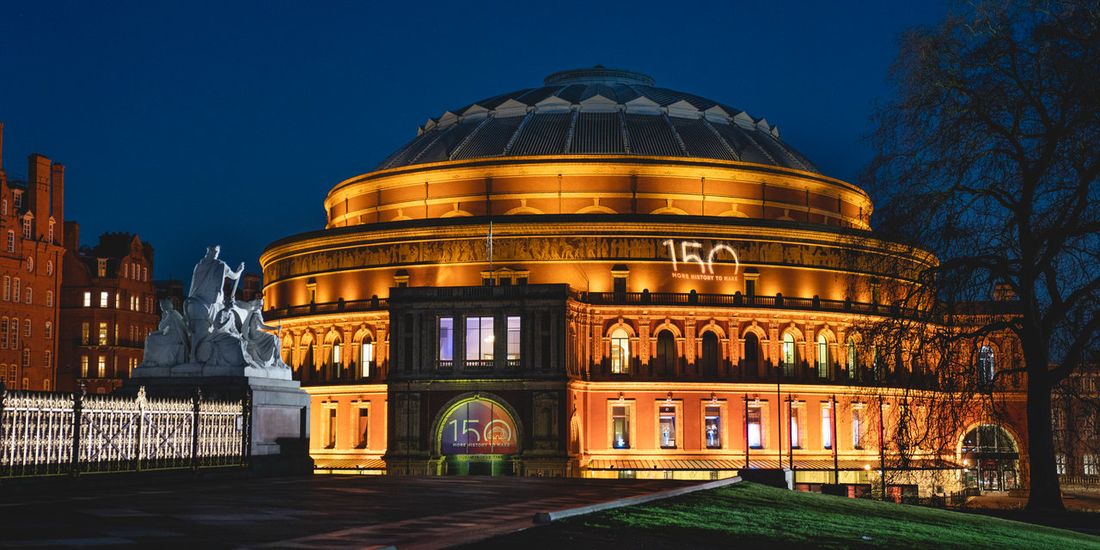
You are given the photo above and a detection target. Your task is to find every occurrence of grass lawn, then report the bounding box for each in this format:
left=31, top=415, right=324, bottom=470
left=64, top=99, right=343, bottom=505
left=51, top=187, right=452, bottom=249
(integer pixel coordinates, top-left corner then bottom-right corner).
left=471, top=482, right=1100, bottom=549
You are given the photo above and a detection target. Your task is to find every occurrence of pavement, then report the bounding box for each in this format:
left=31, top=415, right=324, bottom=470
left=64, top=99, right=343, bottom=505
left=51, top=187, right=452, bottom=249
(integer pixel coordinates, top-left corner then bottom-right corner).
left=0, top=474, right=697, bottom=549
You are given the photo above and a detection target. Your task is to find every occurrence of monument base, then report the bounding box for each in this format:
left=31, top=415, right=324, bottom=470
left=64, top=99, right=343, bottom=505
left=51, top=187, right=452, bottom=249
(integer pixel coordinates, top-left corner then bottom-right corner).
left=120, top=374, right=311, bottom=464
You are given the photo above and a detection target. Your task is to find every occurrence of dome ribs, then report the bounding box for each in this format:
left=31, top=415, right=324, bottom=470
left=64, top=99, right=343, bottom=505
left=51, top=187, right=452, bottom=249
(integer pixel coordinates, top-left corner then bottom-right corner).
left=509, top=112, right=572, bottom=156
left=370, top=71, right=823, bottom=174
left=624, top=113, right=683, bottom=156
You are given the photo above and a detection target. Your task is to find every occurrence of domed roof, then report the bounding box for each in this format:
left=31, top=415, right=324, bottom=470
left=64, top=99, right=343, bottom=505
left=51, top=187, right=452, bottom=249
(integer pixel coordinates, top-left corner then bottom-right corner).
left=376, top=67, right=820, bottom=173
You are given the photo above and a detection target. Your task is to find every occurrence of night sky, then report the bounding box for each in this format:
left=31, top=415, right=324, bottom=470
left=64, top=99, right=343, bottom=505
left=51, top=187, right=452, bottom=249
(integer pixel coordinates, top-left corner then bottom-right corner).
left=0, top=0, right=949, bottom=281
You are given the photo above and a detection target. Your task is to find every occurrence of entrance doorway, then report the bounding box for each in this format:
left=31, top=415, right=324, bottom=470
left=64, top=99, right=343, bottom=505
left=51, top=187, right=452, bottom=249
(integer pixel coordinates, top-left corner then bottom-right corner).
left=437, top=396, right=520, bottom=476
left=961, top=425, right=1019, bottom=492
left=444, top=455, right=515, bottom=476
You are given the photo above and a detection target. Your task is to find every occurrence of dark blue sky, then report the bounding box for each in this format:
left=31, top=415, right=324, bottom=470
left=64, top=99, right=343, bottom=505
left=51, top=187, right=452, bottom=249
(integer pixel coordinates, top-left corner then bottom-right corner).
left=0, top=0, right=948, bottom=280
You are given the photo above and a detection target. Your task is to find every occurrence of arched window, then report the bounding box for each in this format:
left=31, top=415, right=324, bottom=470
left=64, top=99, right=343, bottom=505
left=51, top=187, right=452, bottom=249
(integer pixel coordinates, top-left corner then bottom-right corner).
left=816, top=334, right=829, bottom=379
left=744, top=332, right=761, bottom=375
left=361, top=336, right=375, bottom=378
left=781, top=332, right=797, bottom=376
left=701, top=331, right=719, bottom=378
left=331, top=339, right=343, bottom=379
left=978, top=346, right=995, bottom=385
left=655, top=330, right=676, bottom=376
left=610, top=328, right=630, bottom=374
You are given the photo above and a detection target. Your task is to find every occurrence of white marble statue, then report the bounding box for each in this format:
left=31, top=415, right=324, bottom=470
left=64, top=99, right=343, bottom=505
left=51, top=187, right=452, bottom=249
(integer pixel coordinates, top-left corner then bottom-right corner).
left=142, top=299, right=189, bottom=366
left=136, top=245, right=289, bottom=380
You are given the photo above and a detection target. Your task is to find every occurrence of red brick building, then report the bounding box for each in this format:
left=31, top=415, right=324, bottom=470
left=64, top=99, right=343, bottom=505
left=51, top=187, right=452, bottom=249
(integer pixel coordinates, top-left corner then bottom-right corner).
left=0, top=122, right=66, bottom=391
left=57, top=225, right=157, bottom=393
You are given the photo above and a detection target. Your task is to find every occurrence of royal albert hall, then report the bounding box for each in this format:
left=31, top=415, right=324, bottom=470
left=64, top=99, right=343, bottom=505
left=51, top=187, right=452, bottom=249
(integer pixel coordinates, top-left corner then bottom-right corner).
left=261, top=67, right=1027, bottom=496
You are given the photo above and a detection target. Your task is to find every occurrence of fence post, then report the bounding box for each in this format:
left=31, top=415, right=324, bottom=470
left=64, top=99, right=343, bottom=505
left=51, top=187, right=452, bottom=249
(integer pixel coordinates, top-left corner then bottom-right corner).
left=0, top=381, right=6, bottom=478
left=191, top=388, right=202, bottom=471
left=241, top=387, right=252, bottom=468
left=135, top=386, right=146, bottom=472
left=70, top=382, right=85, bottom=477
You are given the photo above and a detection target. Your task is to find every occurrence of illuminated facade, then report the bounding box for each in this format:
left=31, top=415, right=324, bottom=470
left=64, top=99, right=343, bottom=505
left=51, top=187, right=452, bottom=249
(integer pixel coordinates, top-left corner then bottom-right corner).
left=261, top=68, right=1028, bottom=495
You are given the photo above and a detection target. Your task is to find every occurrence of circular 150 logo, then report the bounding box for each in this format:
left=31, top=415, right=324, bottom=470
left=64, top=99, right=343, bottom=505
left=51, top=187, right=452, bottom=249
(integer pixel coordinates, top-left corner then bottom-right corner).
left=440, top=398, right=518, bottom=455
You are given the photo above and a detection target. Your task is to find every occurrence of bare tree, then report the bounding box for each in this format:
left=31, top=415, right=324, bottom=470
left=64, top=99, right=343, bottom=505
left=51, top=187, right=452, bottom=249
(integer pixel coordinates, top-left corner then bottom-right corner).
left=866, top=0, right=1100, bottom=511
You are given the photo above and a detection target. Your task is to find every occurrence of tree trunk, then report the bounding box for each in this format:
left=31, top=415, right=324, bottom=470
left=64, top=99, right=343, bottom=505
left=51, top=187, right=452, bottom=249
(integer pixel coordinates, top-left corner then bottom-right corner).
left=1024, top=375, right=1064, bottom=512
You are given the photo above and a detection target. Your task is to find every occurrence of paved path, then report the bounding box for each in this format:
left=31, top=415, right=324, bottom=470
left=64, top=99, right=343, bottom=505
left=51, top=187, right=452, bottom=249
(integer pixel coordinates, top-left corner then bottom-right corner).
left=0, top=475, right=696, bottom=548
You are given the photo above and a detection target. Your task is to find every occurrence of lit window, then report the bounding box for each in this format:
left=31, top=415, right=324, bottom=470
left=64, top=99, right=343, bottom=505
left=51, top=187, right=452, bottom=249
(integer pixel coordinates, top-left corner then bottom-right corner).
left=143, top=266, right=148, bottom=281
left=465, top=316, right=494, bottom=363
left=817, top=334, right=829, bottom=378
left=748, top=405, right=764, bottom=449
left=83, top=291, right=91, bottom=307
left=98, top=322, right=108, bottom=345
left=81, top=356, right=89, bottom=378
left=81, top=322, right=90, bottom=345
left=852, top=406, right=865, bottom=449
left=1084, top=454, right=1098, bottom=476
left=822, top=403, right=833, bottom=450
left=97, top=258, right=107, bottom=277
left=978, top=346, right=995, bottom=385
left=361, top=340, right=374, bottom=377
left=97, top=356, right=106, bottom=378
left=659, top=405, right=678, bottom=449
left=115, top=293, right=120, bottom=309
left=846, top=337, right=858, bottom=378
left=100, top=291, right=108, bottom=308
left=612, top=404, right=631, bottom=449
left=438, top=318, right=453, bottom=362
left=781, top=332, right=797, bottom=375
left=705, top=405, right=722, bottom=449
left=356, top=406, right=370, bottom=449
left=506, top=316, right=521, bottom=362
left=332, top=342, right=342, bottom=367
left=1056, top=453, right=1067, bottom=475
left=610, top=328, right=630, bottom=374
left=790, top=405, right=804, bottom=449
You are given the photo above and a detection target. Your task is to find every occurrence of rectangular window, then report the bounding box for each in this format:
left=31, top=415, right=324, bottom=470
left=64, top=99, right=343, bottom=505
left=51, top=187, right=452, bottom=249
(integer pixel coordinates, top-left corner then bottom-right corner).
left=46, top=291, right=53, bottom=307
left=22, top=349, right=30, bottom=368
left=332, top=342, right=342, bottom=367
left=11, top=317, right=18, bottom=348
left=361, top=341, right=374, bottom=377
left=465, top=316, right=494, bottom=363
left=81, top=356, right=89, bottom=378
left=99, top=291, right=108, bottom=308
left=44, top=351, right=51, bottom=368
left=325, top=406, right=337, bottom=449
left=748, top=406, right=764, bottom=449
left=23, top=319, right=30, bottom=338
left=659, top=405, right=678, bottom=449
left=612, top=405, right=630, bottom=449
left=13, top=278, right=19, bottom=303
left=356, top=406, right=370, bottom=449
left=25, top=287, right=31, bottom=304
left=1056, top=453, right=1067, bottom=475
left=438, top=317, right=453, bottom=362
left=5, top=231, right=12, bottom=253
left=610, top=331, right=629, bottom=374
left=82, top=322, right=90, bottom=345
left=0, top=319, right=7, bottom=349
left=2, top=276, right=8, bottom=300
left=97, top=356, right=106, bottom=378
left=790, top=405, right=804, bottom=449
left=97, top=259, right=107, bottom=277
left=506, top=316, right=521, bottom=363
left=83, top=291, right=91, bottom=307
left=115, top=293, right=120, bottom=309
left=1085, top=454, right=1099, bottom=476
left=98, top=322, right=108, bottom=345
left=853, top=407, right=865, bottom=450
left=705, top=405, right=722, bottom=449
left=822, top=403, right=833, bottom=450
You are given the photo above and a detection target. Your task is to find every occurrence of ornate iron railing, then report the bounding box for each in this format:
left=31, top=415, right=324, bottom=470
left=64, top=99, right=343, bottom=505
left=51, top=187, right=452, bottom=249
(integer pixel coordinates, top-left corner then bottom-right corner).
left=0, top=384, right=249, bottom=478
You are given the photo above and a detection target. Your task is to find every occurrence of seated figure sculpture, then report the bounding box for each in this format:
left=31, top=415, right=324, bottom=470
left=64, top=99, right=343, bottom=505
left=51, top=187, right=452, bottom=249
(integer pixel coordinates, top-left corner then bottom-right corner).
left=137, top=245, right=289, bottom=379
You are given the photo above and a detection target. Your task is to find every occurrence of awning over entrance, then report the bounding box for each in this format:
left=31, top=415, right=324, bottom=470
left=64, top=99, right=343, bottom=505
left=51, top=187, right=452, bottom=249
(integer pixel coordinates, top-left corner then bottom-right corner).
left=314, top=458, right=387, bottom=471
left=584, top=458, right=964, bottom=471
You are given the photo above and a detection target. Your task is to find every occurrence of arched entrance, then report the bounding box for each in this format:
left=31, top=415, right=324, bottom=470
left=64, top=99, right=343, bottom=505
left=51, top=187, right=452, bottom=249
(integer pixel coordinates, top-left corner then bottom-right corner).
left=435, top=395, right=520, bottom=476
left=960, top=425, right=1019, bottom=492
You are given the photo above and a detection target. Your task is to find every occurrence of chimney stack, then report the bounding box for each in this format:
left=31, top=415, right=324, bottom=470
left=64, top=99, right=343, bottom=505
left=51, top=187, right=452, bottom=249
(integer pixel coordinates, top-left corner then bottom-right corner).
left=50, top=162, right=65, bottom=229
left=63, top=220, right=80, bottom=252
left=27, top=154, right=52, bottom=238
left=0, top=121, right=5, bottom=172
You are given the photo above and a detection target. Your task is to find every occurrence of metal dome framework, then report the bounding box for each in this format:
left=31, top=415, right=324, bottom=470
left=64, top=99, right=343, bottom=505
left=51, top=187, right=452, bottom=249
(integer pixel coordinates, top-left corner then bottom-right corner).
left=377, top=67, right=819, bottom=173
